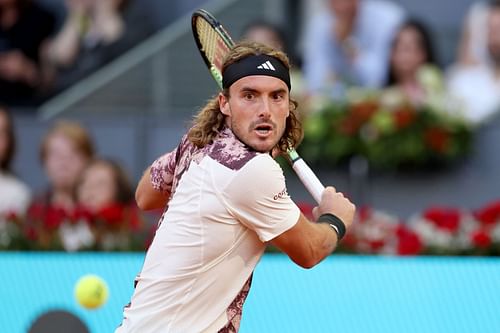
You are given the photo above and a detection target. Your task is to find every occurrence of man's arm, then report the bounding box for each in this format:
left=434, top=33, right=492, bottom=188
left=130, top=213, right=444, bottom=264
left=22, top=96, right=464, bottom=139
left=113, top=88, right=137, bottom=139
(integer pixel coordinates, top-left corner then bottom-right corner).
left=271, top=187, right=355, bottom=269
left=135, top=167, right=170, bottom=211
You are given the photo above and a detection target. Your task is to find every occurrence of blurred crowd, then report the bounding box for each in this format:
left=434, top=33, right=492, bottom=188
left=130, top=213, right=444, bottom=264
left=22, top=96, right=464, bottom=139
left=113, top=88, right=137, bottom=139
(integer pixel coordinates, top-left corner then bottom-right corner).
left=297, top=0, right=500, bottom=125
left=0, top=0, right=153, bottom=107
left=1, top=0, right=500, bottom=252
left=1, top=110, right=151, bottom=251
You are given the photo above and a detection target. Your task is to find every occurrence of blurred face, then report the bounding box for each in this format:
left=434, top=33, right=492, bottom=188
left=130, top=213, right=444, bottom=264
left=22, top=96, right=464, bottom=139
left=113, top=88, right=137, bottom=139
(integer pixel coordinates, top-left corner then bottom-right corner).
left=244, top=27, right=284, bottom=51
left=44, top=133, right=88, bottom=191
left=487, top=9, right=500, bottom=65
left=329, top=0, right=359, bottom=20
left=0, top=111, right=9, bottom=163
left=391, top=26, right=428, bottom=79
left=77, top=163, right=116, bottom=212
left=219, top=75, right=290, bottom=153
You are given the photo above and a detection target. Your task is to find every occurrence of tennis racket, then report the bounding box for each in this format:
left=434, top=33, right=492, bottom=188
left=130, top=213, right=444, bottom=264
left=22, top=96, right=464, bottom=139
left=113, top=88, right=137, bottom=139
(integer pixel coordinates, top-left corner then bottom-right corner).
left=191, top=9, right=325, bottom=204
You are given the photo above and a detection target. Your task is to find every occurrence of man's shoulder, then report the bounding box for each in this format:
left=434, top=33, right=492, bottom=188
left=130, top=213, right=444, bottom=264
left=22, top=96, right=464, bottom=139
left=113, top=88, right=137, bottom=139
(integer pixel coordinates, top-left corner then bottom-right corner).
left=207, top=130, right=261, bottom=171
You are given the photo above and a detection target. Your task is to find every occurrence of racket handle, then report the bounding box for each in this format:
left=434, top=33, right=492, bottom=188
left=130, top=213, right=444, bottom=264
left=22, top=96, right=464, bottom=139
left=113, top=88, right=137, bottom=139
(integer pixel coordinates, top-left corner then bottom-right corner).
left=291, top=156, right=325, bottom=204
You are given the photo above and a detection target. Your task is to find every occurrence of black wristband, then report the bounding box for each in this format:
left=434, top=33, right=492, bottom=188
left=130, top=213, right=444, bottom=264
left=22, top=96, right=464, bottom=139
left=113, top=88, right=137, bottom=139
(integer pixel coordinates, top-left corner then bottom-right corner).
left=317, top=213, right=346, bottom=241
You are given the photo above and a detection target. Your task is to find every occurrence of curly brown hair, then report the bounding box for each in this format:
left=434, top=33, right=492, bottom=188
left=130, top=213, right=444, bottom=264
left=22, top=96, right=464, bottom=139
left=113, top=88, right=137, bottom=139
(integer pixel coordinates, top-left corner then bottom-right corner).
left=187, top=41, right=303, bottom=154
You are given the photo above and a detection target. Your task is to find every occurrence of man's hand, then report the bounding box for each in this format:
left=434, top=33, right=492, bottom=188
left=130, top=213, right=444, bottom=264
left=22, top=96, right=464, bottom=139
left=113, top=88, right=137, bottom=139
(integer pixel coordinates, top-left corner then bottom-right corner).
left=312, top=186, right=355, bottom=231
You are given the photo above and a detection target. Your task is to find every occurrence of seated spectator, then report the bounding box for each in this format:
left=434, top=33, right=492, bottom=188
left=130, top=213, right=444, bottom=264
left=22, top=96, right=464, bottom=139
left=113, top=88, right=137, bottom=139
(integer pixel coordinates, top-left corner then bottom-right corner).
left=302, top=0, right=405, bottom=98
left=385, top=19, right=440, bottom=105
left=447, top=1, right=500, bottom=124
left=46, top=0, right=141, bottom=92
left=241, top=20, right=305, bottom=99
left=75, top=158, right=144, bottom=251
left=0, top=105, right=30, bottom=216
left=456, top=1, right=495, bottom=66
left=29, top=120, right=94, bottom=212
left=26, top=120, right=94, bottom=249
left=0, top=0, right=57, bottom=106
left=76, top=158, right=134, bottom=213
left=241, top=20, right=287, bottom=55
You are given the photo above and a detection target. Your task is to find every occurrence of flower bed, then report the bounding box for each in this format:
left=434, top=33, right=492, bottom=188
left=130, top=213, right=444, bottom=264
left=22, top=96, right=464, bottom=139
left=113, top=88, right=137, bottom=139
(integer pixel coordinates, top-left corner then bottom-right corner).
left=0, top=203, right=152, bottom=252
left=298, top=199, right=500, bottom=256
left=299, top=88, right=473, bottom=170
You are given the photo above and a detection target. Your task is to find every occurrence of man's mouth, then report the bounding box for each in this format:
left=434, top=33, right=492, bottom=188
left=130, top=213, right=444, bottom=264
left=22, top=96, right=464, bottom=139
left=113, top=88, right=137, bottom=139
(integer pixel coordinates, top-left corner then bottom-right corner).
left=254, top=124, right=273, bottom=135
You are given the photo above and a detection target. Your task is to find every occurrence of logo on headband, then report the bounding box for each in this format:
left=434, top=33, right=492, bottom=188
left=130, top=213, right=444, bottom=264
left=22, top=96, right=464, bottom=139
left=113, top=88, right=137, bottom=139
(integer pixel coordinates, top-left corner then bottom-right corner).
left=257, top=61, right=276, bottom=71
left=222, top=54, right=291, bottom=90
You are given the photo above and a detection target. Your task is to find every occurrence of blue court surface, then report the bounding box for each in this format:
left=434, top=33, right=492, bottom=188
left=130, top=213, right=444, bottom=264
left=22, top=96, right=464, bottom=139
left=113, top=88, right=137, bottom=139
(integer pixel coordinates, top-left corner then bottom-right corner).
left=0, top=253, right=498, bottom=333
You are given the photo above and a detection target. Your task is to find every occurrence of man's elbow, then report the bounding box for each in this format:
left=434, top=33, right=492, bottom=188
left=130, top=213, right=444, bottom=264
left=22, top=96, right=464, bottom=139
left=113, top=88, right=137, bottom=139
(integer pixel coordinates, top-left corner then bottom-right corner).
left=135, top=189, right=149, bottom=211
left=135, top=187, right=158, bottom=211
left=292, top=252, right=325, bottom=269
left=135, top=186, right=168, bottom=211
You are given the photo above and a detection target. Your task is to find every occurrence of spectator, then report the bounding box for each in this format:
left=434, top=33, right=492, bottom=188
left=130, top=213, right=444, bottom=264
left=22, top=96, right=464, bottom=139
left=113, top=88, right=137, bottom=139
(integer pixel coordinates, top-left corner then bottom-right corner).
left=0, top=0, right=57, bottom=106
left=30, top=120, right=94, bottom=212
left=76, top=158, right=134, bottom=213
left=0, top=105, right=30, bottom=215
left=447, top=1, right=500, bottom=124
left=456, top=1, right=497, bottom=66
left=25, top=120, right=94, bottom=250
left=241, top=20, right=305, bottom=99
left=75, top=158, right=145, bottom=251
left=241, top=20, right=287, bottom=55
left=302, top=0, right=405, bottom=98
left=46, top=0, right=145, bottom=92
left=385, top=19, right=440, bottom=105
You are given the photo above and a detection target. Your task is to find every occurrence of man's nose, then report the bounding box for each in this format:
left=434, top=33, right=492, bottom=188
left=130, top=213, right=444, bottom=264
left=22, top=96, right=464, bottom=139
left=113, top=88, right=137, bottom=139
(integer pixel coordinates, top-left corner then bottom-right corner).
left=258, top=98, right=272, bottom=118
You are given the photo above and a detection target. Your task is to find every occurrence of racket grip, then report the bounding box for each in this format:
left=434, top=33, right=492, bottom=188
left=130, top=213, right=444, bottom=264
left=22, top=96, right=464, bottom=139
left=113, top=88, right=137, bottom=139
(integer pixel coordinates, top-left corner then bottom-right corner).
left=291, top=157, right=325, bottom=204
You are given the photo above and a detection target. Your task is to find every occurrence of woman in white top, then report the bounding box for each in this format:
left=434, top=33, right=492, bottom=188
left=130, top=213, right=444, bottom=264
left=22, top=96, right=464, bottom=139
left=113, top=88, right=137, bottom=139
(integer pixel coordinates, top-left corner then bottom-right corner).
left=0, top=107, right=31, bottom=216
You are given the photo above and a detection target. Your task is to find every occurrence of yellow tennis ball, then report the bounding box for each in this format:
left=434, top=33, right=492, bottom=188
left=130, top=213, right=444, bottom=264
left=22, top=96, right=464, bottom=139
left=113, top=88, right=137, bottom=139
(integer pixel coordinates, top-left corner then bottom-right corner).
left=74, top=274, right=109, bottom=309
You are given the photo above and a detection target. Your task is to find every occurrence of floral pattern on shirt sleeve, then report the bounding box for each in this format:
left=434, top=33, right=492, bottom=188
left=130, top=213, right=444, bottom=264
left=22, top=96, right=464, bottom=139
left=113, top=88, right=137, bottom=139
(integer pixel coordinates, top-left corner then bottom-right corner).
left=150, top=149, right=177, bottom=194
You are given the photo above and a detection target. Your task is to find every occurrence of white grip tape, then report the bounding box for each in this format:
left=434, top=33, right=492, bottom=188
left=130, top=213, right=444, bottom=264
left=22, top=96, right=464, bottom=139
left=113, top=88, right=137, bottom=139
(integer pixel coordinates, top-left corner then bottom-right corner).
left=291, top=158, right=324, bottom=204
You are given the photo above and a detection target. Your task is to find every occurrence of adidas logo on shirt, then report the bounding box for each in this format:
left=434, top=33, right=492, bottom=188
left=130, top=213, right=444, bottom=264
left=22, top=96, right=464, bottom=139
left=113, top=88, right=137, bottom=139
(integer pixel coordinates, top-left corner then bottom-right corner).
left=257, top=61, right=276, bottom=71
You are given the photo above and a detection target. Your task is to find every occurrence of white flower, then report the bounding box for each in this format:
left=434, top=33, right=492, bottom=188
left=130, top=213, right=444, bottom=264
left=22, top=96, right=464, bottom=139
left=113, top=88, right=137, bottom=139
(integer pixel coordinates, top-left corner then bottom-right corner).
left=59, top=221, right=95, bottom=252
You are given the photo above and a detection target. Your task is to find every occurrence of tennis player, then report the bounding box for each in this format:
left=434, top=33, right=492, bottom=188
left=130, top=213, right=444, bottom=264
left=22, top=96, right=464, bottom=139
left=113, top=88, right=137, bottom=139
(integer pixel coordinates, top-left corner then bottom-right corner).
left=116, top=41, right=355, bottom=333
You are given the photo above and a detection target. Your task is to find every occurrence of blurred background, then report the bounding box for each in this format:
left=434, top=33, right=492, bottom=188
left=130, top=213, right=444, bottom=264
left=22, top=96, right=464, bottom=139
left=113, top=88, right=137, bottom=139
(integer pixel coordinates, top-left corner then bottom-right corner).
left=1, top=0, right=499, bottom=332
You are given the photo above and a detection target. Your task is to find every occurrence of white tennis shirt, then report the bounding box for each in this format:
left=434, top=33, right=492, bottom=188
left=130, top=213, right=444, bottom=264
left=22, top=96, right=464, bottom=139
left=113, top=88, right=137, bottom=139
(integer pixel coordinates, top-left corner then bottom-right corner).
left=116, top=128, right=299, bottom=332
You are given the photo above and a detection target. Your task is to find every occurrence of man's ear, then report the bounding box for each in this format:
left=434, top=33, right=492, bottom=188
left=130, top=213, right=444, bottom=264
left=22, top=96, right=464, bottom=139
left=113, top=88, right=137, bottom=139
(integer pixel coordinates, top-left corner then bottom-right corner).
left=219, top=93, right=230, bottom=116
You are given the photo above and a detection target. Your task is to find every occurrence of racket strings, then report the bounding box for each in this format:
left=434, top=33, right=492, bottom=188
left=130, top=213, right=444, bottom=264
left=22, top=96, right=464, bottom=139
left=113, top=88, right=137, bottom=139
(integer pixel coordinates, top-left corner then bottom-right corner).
left=196, top=19, right=222, bottom=66
left=195, top=18, right=231, bottom=72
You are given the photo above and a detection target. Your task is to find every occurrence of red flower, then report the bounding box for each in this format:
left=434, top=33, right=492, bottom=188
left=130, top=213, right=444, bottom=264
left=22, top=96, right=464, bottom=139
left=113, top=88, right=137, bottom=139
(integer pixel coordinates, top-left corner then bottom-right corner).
left=424, top=127, right=450, bottom=153
left=128, top=204, right=143, bottom=231
left=368, top=239, right=386, bottom=252
left=357, top=205, right=372, bottom=223
left=423, top=207, right=461, bottom=233
left=350, top=101, right=379, bottom=122
left=28, top=203, right=45, bottom=221
left=470, top=229, right=492, bottom=249
left=25, top=225, right=38, bottom=241
left=341, top=232, right=357, bottom=250
left=97, top=203, right=125, bottom=226
left=473, top=201, right=500, bottom=226
left=4, top=210, right=18, bottom=221
left=297, top=202, right=315, bottom=221
left=340, top=101, right=379, bottom=135
left=396, top=225, right=422, bottom=255
left=73, top=205, right=95, bottom=223
left=393, top=106, right=416, bottom=129
left=44, top=206, right=67, bottom=229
